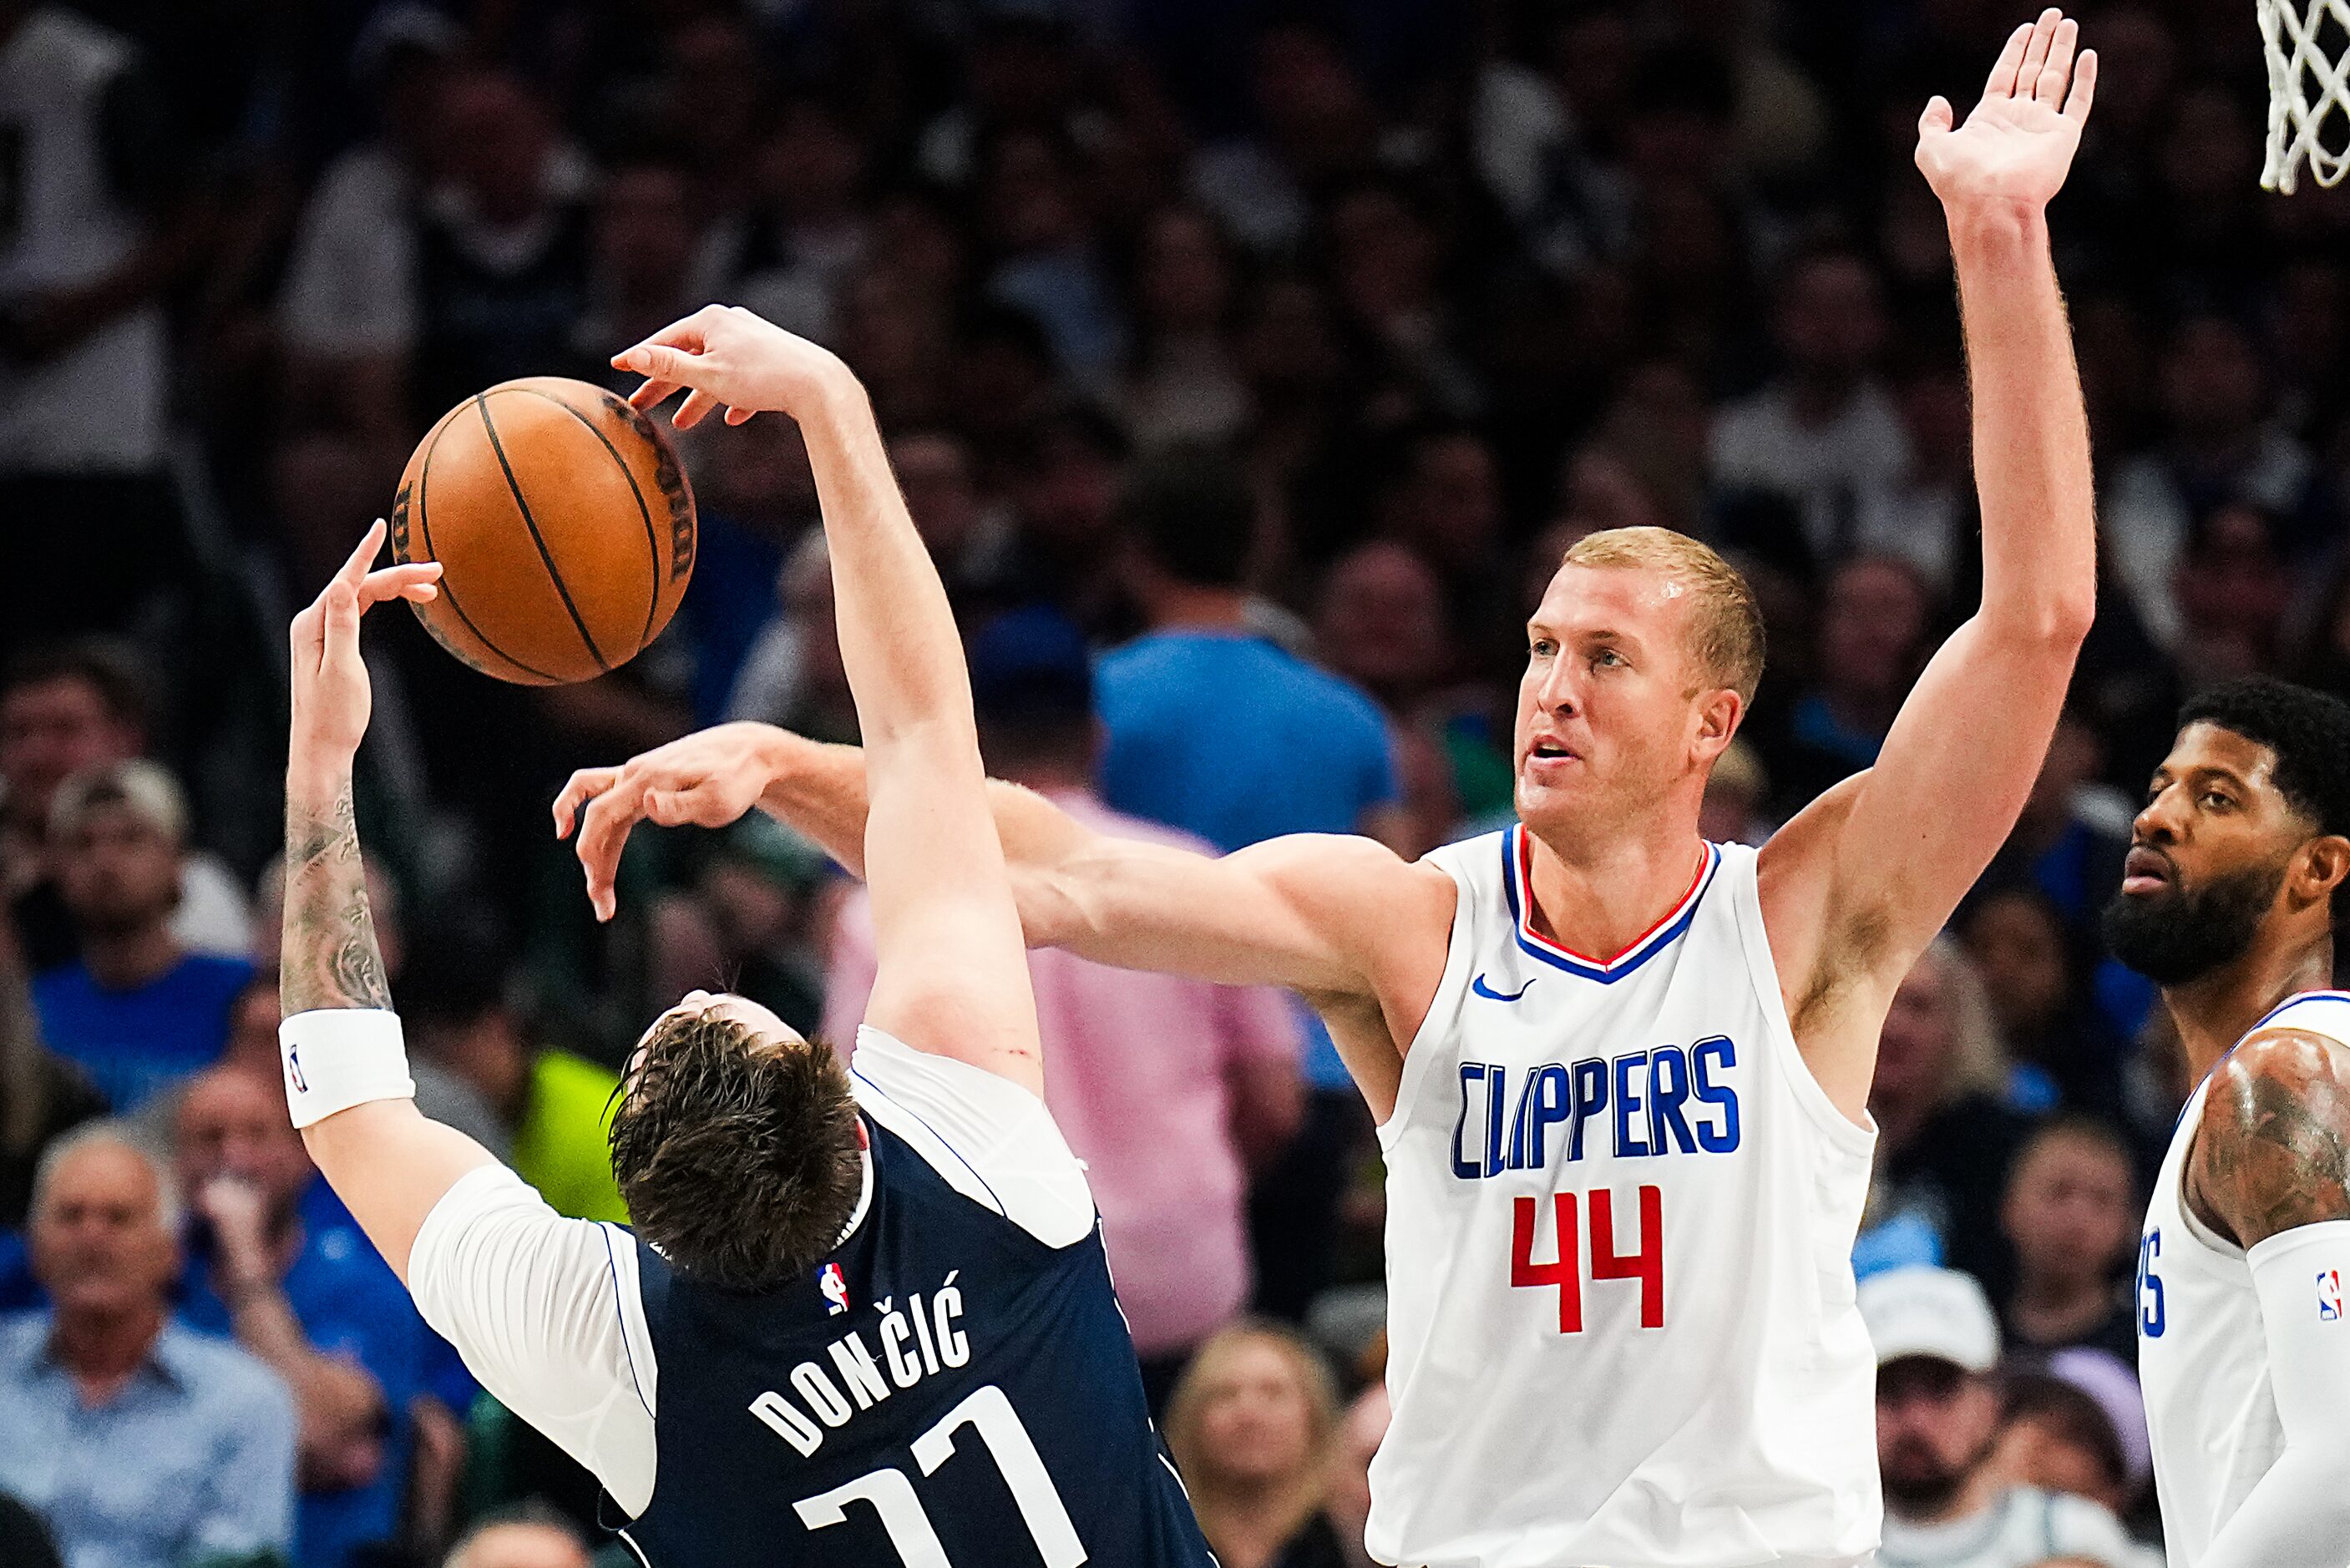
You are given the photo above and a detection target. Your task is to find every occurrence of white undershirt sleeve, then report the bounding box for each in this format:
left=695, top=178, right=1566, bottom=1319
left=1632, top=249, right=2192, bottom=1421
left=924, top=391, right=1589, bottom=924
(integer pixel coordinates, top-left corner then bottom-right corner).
left=2195, top=1219, right=2350, bottom=1568
left=406, top=1164, right=660, bottom=1515
left=847, top=1025, right=1096, bottom=1249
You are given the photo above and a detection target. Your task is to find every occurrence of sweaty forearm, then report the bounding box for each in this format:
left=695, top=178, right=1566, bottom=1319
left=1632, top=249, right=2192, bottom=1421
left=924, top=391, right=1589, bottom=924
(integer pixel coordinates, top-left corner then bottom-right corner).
left=1949, top=206, right=2096, bottom=638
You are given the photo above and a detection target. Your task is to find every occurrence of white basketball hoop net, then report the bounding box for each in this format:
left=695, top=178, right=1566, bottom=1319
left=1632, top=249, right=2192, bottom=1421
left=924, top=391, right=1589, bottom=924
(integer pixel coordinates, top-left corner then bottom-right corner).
left=2260, top=0, right=2350, bottom=190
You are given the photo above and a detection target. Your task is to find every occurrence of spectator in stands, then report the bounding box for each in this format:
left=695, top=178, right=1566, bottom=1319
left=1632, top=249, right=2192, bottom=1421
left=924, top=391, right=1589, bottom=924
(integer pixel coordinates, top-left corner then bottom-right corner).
left=676, top=409, right=822, bottom=726
left=2102, top=316, right=2327, bottom=650
left=31, top=761, right=253, bottom=1112
left=1760, top=554, right=1937, bottom=814
left=401, top=67, right=596, bottom=424
left=1166, top=1321, right=1348, bottom=1568
left=1984, top=713, right=2134, bottom=949
left=1, top=645, right=251, bottom=970
left=1959, top=887, right=2131, bottom=1119
left=1864, top=939, right=2038, bottom=1287
left=723, top=94, right=869, bottom=343
left=1101, top=449, right=1405, bottom=854
left=0, top=918, right=101, bottom=1232
left=1097, top=448, right=1403, bottom=1318
left=1373, top=427, right=1513, bottom=668
left=724, top=529, right=858, bottom=745
left=1314, top=539, right=1486, bottom=850
left=174, top=1063, right=451, bottom=1567
left=1996, top=1120, right=2141, bottom=1366
left=397, top=944, right=626, bottom=1222
left=0, top=3, right=206, bottom=656
left=2166, top=498, right=2294, bottom=685
left=1122, top=205, right=1249, bottom=452
left=1709, top=248, right=1911, bottom=570
left=978, top=127, right=1124, bottom=396
left=1986, top=1370, right=2140, bottom=1520
left=443, top=1505, right=592, bottom=1568
left=0, top=1124, right=296, bottom=1568
left=1862, top=1267, right=2140, bottom=1568
left=571, top=157, right=705, bottom=382
left=889, top=427, right=1019, bottom=614
left=275, top=2, right=461, bottom=452
left=827, top=608, right=1304, bottom=1404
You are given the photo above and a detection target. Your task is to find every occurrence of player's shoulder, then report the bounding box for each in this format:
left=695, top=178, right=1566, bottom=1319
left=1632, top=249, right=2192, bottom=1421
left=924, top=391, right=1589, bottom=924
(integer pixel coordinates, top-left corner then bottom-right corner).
left=2217, top=994, right=2350, bottom=1100
left=2190, top=999, right=2350, bottom=1248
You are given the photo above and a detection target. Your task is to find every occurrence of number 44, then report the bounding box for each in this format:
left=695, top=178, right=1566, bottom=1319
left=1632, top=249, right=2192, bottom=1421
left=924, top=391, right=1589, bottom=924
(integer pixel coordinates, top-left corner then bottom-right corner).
left=1512, top=1186, right=1665, bottom=1333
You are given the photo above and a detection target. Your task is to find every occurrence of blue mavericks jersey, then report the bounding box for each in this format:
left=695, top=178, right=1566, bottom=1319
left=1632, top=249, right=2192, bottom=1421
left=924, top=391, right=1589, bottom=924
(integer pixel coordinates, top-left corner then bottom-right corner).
left=617, top=1115, right=1215, bottom=1568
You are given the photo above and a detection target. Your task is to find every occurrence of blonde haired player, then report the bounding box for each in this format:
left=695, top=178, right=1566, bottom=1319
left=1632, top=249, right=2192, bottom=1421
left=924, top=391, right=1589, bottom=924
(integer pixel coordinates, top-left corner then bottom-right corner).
left=560, top=13, right=2101, bottom=1565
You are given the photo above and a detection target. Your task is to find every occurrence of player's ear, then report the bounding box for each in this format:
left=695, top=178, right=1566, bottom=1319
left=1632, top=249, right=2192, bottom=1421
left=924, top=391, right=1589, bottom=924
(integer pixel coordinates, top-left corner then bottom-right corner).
left=1692, top=687, right=1741, bottom=759
left=2300, top=834, right=2350, bottom=909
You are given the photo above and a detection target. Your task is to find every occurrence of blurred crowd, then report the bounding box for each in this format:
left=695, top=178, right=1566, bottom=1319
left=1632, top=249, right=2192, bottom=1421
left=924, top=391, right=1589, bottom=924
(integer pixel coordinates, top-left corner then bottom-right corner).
left=3, top=0, right=2348, bottom=1562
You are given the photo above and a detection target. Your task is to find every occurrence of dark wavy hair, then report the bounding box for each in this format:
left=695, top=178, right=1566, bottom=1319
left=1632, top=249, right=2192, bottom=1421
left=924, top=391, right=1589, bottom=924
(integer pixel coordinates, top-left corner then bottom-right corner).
left=2178, top=677, right=2350, bottom=914
left=607, top=1008, right=863, bottom=1291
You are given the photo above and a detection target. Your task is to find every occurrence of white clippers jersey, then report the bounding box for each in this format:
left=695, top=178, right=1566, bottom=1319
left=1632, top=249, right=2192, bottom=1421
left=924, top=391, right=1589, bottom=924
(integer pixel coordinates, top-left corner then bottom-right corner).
left=1371, top=829, right=1881, bottom=1568
left=2138, top=989, right=2350, bottom=1565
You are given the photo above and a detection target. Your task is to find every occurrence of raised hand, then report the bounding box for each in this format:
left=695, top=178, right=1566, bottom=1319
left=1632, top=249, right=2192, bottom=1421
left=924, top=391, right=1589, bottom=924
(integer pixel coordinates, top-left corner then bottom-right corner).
left=1917, top=8, right=2097, bottom=214
left=611, top=304, right=859, bottom=432
left=554, top=721, right=788, bottom=921
left=288, top=520, right=442, bottom=766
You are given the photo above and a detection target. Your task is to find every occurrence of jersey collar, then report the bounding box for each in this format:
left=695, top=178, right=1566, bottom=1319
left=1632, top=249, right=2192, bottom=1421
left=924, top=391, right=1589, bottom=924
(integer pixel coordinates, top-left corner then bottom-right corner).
left=1502, top=826, right=1719, bottom=984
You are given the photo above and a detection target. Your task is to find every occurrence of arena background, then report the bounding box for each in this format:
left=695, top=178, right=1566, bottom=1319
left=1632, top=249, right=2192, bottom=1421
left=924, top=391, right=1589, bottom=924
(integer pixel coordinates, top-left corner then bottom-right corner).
left=0, top=0, right=2342, bottom=1564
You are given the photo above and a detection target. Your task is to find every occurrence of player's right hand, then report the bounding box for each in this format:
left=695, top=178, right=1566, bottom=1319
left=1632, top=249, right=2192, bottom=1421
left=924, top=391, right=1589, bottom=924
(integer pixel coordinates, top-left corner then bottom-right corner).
left=289, top=520, right=442, bottom=767
left=555, top=721, right=788, bottom=922
left=612, top=304, right=860, bottom=432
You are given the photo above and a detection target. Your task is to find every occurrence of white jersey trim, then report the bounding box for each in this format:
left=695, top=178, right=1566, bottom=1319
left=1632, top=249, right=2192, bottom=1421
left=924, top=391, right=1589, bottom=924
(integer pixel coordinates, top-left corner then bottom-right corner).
left=1380, top=836, right=1481, bottom=1150
left=1722, top=846, right=1877, bottom=1157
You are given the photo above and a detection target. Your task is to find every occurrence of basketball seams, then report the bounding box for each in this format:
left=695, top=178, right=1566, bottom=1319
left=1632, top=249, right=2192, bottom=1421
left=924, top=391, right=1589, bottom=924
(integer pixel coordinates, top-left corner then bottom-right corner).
left=473, top=392, right=613, bottom=675
left=505, top=384, right=666, bottom=653
left=414, top=407, right=567, bottom=685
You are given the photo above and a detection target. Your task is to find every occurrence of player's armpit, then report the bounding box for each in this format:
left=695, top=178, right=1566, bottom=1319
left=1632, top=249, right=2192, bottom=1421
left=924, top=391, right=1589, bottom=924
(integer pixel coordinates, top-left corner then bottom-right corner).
left=2190, top=1030, right=2350, bottom=1249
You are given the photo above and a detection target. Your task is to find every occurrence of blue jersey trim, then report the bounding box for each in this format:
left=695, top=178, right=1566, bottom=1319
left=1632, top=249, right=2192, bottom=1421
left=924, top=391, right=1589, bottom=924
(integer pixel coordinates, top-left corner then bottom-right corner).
left=1501, top=827, right=1719, bottom=984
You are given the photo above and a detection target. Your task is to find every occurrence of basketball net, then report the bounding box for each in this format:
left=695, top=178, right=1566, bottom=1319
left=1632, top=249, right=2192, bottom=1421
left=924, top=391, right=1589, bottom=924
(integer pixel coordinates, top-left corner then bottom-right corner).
left=2260, top=0, right=2350, bottom=190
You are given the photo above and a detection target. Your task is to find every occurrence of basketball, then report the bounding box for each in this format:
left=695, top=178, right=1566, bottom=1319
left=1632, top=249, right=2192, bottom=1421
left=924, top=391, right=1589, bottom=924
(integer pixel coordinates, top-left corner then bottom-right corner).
left=389, top=377, right=697, bottom=685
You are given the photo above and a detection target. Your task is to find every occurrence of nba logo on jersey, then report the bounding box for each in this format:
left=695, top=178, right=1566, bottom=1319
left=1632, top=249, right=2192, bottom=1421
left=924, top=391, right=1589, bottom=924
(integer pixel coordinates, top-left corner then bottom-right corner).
left=2320, top=1271, right=2343, bottom=1322
left=818, top=1262, right=850, bottom=1317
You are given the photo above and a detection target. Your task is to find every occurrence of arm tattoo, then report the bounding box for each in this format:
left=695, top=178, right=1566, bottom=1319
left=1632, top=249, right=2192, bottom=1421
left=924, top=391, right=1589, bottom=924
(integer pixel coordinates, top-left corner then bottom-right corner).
left=280, top=781, right=393, bottom=1016
left=2190, top=1030, right=2350, bottom=1247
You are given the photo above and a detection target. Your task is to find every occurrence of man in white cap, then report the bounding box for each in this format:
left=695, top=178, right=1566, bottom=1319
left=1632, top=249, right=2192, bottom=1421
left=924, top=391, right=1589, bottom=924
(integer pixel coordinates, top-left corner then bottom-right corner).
left=1864, top=1265, right=2146, bottom=1568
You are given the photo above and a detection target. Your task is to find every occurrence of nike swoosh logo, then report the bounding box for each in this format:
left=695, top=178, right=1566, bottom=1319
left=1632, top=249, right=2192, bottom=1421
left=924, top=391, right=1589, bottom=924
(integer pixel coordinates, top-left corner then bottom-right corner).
left=1471, top=974, right=1535, bottom=1003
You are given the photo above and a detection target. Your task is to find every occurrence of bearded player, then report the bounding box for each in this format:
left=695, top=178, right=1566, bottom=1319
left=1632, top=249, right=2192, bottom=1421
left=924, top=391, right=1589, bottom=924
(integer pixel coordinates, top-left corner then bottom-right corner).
left=2099, top=677, right=2350, bottom=1566
left=276, top=312, right=1218, bottom=1565
left=560, top=14, right=2099, bottom=1566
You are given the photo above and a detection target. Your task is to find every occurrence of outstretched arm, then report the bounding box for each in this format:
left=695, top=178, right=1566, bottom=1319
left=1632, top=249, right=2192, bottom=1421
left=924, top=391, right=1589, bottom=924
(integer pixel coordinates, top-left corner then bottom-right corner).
left=555, top=723, right=1427, bottom=999
left=2181, top=1033, right=2350, bottom=1567
left=613, top=307, right=1041, bottom=1088
left=1765, top=9, right=2099, bottom=1115
left=281, top=522, right=497, bottom=1280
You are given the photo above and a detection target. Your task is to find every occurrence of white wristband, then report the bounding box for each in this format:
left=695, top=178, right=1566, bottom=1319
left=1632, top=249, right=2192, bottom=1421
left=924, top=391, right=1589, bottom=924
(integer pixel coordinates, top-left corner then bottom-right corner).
left=280, top=1009, right=415, bottom=1129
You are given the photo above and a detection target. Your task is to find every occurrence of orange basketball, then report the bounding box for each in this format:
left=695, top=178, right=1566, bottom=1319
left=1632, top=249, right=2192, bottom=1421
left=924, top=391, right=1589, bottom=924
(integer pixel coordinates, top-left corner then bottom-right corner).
left=390, top=377, right=696, bottom=685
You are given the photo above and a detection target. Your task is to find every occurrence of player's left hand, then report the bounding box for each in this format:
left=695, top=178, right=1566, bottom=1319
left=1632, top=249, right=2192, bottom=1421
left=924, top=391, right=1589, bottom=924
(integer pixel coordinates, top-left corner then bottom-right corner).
left=289, top=520, right=442, bottom=766
left=1917, top=8, right=2096, bottom=214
